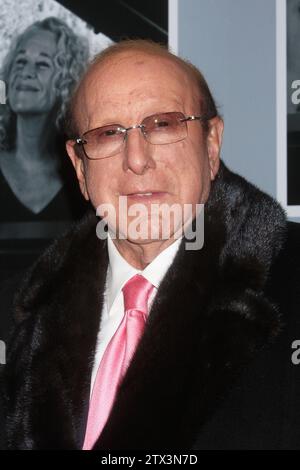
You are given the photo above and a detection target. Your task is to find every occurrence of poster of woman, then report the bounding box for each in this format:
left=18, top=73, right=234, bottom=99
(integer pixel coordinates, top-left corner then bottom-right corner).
left=0, top=0, right=167, bottom=280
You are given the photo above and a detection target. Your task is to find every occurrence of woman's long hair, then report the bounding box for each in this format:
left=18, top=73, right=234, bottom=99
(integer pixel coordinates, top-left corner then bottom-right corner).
left=0, top=17, right=89, bottom=150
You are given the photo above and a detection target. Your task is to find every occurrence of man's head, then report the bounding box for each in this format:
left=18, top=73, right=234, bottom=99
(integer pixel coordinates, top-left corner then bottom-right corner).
left=66, top=40, right=223, bottom=254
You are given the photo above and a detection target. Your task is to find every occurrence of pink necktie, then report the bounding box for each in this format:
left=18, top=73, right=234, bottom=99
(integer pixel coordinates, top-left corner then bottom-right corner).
left=82, top=274, right=154, bottom=450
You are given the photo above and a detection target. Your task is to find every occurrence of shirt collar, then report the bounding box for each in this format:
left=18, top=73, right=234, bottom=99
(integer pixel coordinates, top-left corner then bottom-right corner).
left=106, top=233, right=182, bottom=311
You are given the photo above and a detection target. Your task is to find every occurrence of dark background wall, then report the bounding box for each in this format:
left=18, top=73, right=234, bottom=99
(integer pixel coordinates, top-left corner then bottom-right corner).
left=57, top=0, right=168, bottom=43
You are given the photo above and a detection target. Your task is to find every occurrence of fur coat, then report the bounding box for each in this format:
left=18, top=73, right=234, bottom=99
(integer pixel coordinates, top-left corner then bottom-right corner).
left=3, top=161, right=300, bottom=449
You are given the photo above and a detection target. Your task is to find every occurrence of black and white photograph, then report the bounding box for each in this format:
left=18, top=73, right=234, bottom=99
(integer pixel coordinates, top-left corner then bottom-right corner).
left=278, top=0, right=300, bottom=216
left=0, top=0, right=168, bottom=279
left=287, top=0, right=300, bottom=206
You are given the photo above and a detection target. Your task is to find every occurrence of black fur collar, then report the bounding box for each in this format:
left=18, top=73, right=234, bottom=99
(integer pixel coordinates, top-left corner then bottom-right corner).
left=5, top=161, right=287, bottom=449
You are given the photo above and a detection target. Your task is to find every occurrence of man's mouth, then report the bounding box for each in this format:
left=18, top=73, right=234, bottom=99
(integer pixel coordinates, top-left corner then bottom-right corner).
left=126, top=191, right=167, bottom=197
left=129, top=192, right=154, bottom=197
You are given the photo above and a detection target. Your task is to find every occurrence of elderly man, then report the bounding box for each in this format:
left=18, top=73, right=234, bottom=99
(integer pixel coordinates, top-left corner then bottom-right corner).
left=3, top=40, right=300, bottom=450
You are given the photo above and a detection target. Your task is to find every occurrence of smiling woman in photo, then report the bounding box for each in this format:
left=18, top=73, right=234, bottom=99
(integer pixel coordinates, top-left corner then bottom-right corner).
left=0, top=17, right=89, bottom=221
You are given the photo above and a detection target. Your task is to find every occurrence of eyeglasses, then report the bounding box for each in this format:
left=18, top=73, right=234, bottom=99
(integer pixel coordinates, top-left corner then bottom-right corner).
left=75, top=111, right=212, bottom=160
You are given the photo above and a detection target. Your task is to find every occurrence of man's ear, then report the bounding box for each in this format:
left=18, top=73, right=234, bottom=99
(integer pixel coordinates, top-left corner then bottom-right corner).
left=66, top=140, right=89, bottom=200
left=206, top=116, right=224, bottom=181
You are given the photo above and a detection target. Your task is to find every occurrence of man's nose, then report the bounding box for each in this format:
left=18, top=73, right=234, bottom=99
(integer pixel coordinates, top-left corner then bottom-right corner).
left=123, top=128, right=155, bottom=174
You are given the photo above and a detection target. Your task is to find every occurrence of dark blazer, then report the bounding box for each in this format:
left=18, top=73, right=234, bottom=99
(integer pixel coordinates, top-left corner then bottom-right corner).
left=2, top=161, right=300, bottom=450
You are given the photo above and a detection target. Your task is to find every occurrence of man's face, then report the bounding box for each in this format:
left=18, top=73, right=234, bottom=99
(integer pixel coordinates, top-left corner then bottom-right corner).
left=8, top=29, right=58, bottom=115
left=67, top=52, right=223, bottom=243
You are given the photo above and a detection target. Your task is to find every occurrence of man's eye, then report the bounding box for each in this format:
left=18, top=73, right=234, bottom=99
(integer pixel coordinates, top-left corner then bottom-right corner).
left=155, top=120, right=170, bottom=128
left=103, top=129, right=118, bottom=137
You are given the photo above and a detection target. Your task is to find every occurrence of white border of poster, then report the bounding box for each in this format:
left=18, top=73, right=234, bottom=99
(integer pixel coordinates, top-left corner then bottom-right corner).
left=168, top=0, right=178, bottom=54
left=276, top=0, right=300, bottom=217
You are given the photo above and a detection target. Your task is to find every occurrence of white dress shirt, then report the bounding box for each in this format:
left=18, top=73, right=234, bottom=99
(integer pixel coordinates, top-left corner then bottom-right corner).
left=90, top=233, right=182, bottom=393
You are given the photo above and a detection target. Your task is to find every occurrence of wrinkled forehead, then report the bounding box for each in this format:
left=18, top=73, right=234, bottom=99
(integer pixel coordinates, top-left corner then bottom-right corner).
left=74, top=52, right=200, bottom=132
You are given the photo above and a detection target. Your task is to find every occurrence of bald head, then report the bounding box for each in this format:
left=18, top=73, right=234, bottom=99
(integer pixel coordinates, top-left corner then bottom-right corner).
left=65, top=39, right=218, bottom=139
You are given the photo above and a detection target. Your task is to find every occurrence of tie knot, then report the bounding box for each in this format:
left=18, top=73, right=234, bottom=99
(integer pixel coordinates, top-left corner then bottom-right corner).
left=122, top=274, right=154, bottom=314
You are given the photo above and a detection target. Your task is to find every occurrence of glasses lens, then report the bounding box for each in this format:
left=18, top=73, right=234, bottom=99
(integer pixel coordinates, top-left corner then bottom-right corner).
left=143, top=112, right=187, bottom=145
left=82, top=125, right=125, bottom=159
